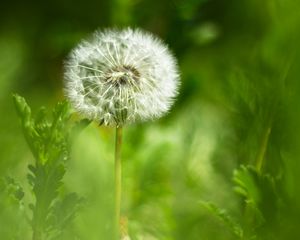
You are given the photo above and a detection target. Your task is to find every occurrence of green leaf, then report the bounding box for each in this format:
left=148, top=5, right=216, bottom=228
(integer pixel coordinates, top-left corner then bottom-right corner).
left=200, top=201, right=244, bottom=239
left=47, top=193, right=84, bottom=235
left=3, top=176, right=24, bottom=202
left=13, top=94, right=84, bottom=238
left=233, top=165, right=261, bottom=203
left=233, top=165, right=279, bottom=226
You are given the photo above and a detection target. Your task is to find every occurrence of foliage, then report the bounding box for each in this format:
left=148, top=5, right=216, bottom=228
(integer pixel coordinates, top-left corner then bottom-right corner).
left=200, top=201, right=244, bottom=239
left=12, top=94, right=86, bottom=239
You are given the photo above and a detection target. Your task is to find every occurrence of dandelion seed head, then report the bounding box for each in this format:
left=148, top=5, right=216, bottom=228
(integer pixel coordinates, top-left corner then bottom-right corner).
left=64, top=28, right=180, bottom=126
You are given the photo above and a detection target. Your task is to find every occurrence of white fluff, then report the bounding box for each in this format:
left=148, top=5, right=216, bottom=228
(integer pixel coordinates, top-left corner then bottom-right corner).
left=64, top=28, right=180, bottom=126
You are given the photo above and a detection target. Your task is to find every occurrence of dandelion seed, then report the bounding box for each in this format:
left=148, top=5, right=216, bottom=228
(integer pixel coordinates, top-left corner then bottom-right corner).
left=64, top=28, right=180, bottom=126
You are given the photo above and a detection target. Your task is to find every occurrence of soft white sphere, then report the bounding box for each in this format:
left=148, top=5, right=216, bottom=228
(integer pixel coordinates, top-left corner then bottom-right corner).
left=64, top=28, right=180, bottom=126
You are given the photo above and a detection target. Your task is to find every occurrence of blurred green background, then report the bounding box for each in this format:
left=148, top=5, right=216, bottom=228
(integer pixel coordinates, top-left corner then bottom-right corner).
left=1, top=0, right=300, bottom=239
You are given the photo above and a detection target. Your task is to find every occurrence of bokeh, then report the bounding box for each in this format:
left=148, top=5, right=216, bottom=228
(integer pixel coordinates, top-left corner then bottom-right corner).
left=1, top=0, right=300, bottom=239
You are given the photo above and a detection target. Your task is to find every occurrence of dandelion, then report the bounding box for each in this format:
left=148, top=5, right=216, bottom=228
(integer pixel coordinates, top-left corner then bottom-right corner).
left=63, top=28, right=180, bottom=239
left=64, top=28, right=179, bottom=126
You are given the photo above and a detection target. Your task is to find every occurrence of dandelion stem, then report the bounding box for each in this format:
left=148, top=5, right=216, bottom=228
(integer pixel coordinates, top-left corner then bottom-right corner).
left=114, top=126, right=123, bottom=239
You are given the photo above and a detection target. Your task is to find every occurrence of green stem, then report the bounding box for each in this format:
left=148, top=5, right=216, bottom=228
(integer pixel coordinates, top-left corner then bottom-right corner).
left=115, top=126, right=123, bottom=239
left=255, top=126, right=272, bottom=174
left=32, top=229, right=41, bottom=240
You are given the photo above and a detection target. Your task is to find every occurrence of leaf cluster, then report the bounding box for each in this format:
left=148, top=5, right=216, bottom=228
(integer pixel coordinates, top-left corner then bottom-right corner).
left=202, top=165, right=281, bottom=240
left=13, top=94, right=86, bottom=239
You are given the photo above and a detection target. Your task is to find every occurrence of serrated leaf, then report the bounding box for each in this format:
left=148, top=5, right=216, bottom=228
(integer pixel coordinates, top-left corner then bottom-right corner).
left=233, top=165, right=279, bottom=227
left=200, top=201, right=244, bottom=239
left=233, top=165, right=260, bottom=203
left=3, top=176, right=25, bottom=203
left=13, top=95, right=83, bottom=238
left=48, top=193, right=84, bottom=230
